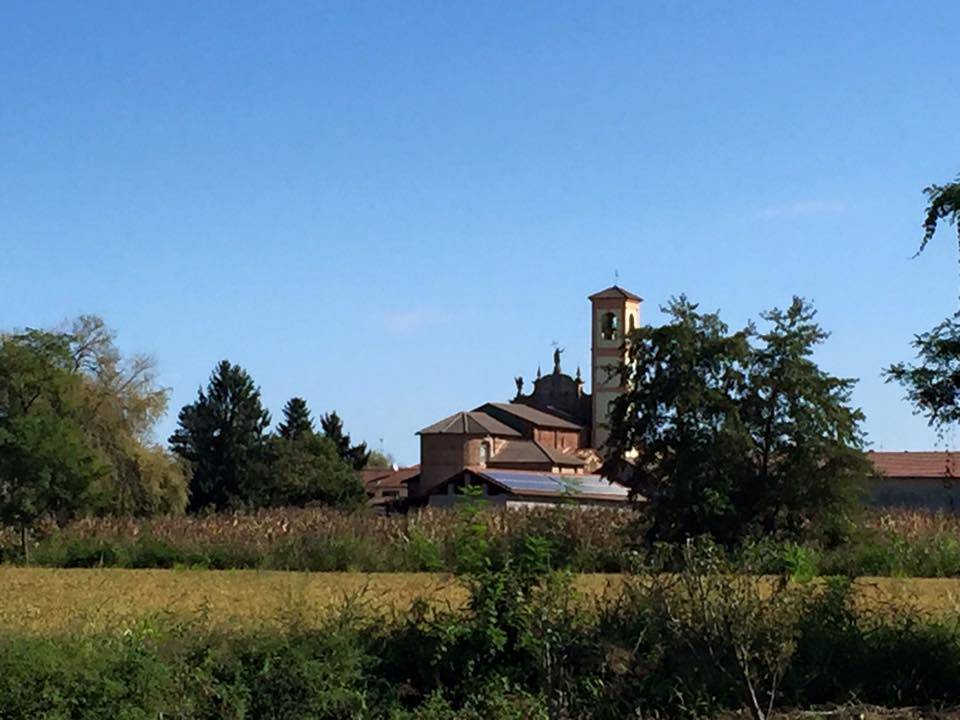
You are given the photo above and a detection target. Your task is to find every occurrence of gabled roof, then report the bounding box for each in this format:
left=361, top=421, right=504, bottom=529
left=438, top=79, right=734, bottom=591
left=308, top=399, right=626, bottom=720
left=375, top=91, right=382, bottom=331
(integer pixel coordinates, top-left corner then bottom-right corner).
left=491, top=439, right=585, bottom=467
left=418, top=411, right=521, bottom=437
left=478, top=402, right=583, bottom=431
left=869, top=451, right=959, bottom=479
left=588, top=285, right=642, bottom=302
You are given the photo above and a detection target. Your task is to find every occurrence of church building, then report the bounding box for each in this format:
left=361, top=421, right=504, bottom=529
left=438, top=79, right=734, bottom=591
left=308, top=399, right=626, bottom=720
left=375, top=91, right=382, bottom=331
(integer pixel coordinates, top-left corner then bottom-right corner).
left=368, top=284, right=956, bottom=512
left=403, top=286, right=640, bottom=508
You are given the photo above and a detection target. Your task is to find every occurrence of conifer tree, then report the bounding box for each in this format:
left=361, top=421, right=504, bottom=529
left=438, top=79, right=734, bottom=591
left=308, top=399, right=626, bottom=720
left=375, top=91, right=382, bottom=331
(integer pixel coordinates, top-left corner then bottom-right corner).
left=320, top=411, right=370, bottom=470
left=277, top=397, right=314, bottom=440
left=169, top=360, right=271, bottom=511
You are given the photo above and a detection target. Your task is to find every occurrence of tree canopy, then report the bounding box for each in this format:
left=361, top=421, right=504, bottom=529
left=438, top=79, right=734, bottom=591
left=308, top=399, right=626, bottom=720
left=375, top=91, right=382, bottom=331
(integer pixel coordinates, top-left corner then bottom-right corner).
left=258, top=434, right=365, bottom=509
left=606, top=296, right=869, bottom=546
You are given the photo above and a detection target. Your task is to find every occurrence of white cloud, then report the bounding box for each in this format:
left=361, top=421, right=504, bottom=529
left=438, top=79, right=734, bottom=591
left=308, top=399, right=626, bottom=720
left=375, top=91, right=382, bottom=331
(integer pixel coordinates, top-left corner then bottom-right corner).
left=384, top=310, right=449, bottom=334
left=755, top=200, right=845, bottom=219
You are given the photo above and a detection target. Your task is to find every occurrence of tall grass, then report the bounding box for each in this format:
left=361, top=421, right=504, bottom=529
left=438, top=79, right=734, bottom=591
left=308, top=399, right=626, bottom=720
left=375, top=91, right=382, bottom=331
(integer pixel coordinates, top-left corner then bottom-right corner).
left=10, top=507, right=960, bottom=577
left=0, top=506, right=635, bottom=573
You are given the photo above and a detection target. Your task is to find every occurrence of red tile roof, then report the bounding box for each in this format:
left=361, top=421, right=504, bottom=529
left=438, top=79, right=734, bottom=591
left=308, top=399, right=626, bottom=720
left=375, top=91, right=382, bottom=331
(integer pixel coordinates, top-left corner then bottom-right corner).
left=869, top=451, right=959, bottom=479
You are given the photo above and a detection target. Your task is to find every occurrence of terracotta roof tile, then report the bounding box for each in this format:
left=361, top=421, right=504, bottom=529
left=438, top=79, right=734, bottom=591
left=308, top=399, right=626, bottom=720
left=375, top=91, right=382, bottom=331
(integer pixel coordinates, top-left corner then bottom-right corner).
left=869, top=451, right=959, bottom=479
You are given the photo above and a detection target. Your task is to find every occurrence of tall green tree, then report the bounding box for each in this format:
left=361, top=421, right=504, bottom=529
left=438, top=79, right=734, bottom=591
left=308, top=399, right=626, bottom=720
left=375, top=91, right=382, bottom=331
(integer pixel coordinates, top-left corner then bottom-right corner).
left=320, top=411, right=370, bottom=471
left=887, top=174, right=960, bottom=432
left=277, top=397, right=314, bottom=440
left=739, top=299, right=869, bottom=540
left=68, top=316, right=186, bottom=515
left=0, top=331, right=106, bottom=557
left=605, top=297, right=752, bottom=544
left=169, top=361, right=270, bottom=511
left=606, top=297, right=869, bottom=547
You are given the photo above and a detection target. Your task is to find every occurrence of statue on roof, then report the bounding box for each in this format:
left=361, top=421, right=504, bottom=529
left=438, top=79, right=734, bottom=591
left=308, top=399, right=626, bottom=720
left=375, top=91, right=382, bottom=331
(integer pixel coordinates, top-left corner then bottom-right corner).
left=553, top=346, right=564, bottom=374
left=514, top=376, right=524, bottom=398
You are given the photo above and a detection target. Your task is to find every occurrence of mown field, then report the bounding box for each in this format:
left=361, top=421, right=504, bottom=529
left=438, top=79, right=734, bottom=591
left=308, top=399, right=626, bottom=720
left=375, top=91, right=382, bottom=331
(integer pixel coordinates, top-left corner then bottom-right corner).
left=4, top=567, right=960, bottom=634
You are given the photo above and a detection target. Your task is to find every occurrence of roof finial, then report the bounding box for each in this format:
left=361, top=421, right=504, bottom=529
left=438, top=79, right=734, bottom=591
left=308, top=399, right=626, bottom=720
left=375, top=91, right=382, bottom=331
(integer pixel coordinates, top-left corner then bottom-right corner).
left=614, top=268, right=619, bottom=283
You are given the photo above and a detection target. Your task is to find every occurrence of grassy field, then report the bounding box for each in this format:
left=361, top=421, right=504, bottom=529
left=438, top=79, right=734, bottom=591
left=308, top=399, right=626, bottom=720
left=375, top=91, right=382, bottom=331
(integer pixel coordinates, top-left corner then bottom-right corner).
left=4, top=568, right=960, bottom=634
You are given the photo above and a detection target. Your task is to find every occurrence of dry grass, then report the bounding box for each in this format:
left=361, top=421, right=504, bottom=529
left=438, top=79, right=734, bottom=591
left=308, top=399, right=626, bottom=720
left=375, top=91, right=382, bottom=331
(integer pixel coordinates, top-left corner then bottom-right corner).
left=2, top=568, right=960, bottom=635
left=0, top=568, right=465, bottom=634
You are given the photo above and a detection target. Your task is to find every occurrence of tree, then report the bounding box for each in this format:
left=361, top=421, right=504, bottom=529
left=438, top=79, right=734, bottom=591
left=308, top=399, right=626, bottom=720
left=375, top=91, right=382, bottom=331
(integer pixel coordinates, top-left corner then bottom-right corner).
left=605, top=297, right=752, bottom=545
left=68, top=316, right=186, bottom=515
left=739, top=299, right=869, bottom=540
left=886, top=174, right=960, bottom=431
left=257, top=434, right=365, bottom=509
left=365, top=449, right=395, bottom=469
left=169, top=361, right=271, bottom=511
left=277, top=397, right=314, bottom=440
left=887, top=316, right=960, bottom=432
left=606, top=297, right=869, bottom=547
left=0, top=331, right=107, bottom=558
left=320, top=411, right=370, bottom=470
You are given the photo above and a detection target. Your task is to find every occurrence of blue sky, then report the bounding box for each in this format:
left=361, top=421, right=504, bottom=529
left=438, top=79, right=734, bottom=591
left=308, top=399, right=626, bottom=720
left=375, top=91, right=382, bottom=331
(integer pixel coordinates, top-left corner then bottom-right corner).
left=2, top=1, right=959, bottom=464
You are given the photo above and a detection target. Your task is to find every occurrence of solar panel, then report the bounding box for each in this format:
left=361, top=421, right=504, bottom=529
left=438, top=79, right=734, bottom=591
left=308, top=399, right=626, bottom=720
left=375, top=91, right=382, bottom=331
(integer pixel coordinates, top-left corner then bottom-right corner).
left=482, top=470, right=629, bottom=498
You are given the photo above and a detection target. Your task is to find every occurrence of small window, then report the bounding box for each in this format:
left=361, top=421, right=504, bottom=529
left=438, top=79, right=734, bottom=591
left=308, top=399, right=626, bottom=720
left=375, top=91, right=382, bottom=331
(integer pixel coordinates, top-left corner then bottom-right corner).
left=601, top=312, right=619, bottom=341
left=629, top=314, right=636, bottom=332
left=479, top=441, right=491, bottom=465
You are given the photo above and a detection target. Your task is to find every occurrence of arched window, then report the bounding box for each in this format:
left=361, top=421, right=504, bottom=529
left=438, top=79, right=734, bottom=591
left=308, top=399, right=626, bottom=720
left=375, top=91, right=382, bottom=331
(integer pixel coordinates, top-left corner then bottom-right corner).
left=479, top=441, right=491, bottom=466
left=601, top=312, right=619, bottom=341
left=629, top=314, right=636, bottom=332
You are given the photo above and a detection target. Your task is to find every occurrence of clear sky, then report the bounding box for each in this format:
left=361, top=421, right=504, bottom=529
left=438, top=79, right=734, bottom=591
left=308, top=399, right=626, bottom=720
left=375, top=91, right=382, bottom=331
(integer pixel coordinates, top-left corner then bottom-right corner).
left=2, top=1, right=959, bottom=464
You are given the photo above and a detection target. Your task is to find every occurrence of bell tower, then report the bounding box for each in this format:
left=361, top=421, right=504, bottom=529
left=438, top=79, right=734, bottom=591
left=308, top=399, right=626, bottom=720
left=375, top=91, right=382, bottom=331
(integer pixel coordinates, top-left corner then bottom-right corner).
left=589, top=285, right=642, bottom=450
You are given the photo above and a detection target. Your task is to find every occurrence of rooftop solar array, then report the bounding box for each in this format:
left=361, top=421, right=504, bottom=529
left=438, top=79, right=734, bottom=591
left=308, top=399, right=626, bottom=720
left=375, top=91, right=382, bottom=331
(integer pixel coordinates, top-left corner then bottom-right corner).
left=481, top=470, right=629, bottom=498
